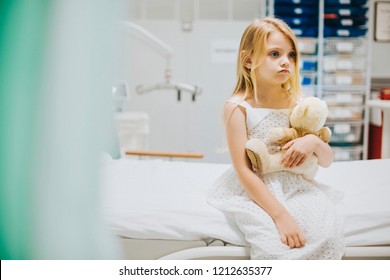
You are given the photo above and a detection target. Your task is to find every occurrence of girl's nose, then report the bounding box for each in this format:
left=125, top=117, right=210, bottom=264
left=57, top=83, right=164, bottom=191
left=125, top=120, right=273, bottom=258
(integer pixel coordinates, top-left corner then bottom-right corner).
left=280, top=58, right=289, bottom=67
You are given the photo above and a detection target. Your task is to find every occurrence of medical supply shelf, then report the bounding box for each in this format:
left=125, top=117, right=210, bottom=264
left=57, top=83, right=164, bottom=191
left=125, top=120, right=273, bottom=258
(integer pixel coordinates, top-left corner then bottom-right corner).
left=267, top=0, right=371, bottom=161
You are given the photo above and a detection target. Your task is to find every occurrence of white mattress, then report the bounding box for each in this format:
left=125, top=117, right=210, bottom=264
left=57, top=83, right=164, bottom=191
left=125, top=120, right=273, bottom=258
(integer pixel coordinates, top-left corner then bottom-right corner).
left=99, top=156, right=390, bottom=247
left=315, top=159, right=390, bottom=246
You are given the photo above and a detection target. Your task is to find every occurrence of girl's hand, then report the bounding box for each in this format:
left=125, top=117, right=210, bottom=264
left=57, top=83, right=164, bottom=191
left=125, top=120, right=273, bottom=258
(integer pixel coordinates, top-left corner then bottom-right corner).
left=280, top=134, right=319, bottom=168
left=273, top=211, right=306, bottom=248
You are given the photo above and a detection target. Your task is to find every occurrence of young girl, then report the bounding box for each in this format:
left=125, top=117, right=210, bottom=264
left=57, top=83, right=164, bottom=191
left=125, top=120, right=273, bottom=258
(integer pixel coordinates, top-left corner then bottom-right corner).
left=208, top=17, right=344, bottom=259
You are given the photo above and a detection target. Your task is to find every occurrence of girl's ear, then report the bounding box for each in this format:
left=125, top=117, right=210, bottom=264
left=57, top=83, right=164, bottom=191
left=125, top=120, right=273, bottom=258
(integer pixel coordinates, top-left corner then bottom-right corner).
left=240, top=50, right=252, bottom=69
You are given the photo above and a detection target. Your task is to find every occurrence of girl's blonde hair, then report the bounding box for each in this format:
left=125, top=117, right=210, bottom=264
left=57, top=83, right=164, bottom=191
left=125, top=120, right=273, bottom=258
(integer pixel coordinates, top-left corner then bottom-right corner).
left=233, top=17, right=302, bottom=104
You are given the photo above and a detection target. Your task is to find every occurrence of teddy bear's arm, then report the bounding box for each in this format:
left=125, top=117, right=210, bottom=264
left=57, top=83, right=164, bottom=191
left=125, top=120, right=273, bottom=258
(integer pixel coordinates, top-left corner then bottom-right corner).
left=295, top=127, right=331, bottom=143
left=317, top=127, right=332, bottom=143
left=245, top=138, right=319, bottom=180
left=268, top=127, right=299, bottom=145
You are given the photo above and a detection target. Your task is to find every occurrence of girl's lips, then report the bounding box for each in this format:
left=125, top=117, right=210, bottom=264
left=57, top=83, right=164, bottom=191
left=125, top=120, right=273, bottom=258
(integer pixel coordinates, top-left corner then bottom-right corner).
left=279, top=69, right=290, bottom=73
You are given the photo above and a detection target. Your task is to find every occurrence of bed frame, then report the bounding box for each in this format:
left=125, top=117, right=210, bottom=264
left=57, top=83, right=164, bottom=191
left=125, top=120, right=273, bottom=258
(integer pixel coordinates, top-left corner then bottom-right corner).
left=125, top=150, right=204, bottom=159
left=118, top=237, right=390, bottom=260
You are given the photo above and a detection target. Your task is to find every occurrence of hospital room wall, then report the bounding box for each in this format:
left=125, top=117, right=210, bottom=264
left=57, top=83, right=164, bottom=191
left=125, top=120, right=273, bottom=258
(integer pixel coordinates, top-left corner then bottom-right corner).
left=119, top=20, right=249, bottom=163
left=370, top=0, right=390, bottom=78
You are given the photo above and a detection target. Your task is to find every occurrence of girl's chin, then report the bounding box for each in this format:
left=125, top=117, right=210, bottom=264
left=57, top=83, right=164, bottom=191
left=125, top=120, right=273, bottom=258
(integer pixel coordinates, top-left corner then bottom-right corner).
left=275, top=77, right=290, bottom=84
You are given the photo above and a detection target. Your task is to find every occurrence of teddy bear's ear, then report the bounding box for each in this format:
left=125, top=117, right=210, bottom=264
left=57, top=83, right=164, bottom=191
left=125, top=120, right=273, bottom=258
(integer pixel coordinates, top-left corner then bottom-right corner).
left=291, top=97, right=329, bottom=131
left=291, top=100, right=308, bottom=119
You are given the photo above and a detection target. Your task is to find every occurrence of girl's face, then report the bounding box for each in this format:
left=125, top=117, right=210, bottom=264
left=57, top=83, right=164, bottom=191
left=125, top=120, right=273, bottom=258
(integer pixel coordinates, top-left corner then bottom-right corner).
left=255, top=30, right=296, bottom=87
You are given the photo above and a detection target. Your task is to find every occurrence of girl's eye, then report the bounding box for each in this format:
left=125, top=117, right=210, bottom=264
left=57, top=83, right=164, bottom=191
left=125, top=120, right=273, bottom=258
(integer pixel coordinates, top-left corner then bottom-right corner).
left=270, top=51, right=279, bottom=57
left=288, top=52, right=297, bottom=59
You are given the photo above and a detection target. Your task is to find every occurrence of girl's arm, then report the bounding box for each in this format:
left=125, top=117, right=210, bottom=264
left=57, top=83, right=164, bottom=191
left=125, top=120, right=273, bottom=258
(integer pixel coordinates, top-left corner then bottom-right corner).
left=280, top=134, right=334, bottom=168
left=224, top=102, right=306, bottom=248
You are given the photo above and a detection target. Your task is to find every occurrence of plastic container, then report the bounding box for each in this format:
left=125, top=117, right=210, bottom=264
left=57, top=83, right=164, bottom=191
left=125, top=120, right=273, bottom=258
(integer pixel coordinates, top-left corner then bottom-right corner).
left=275, top=0, right=318, bottom=5
left=322, top=90, right=365, bottom=105
left=323, top=55, right=366, bottom=72
left=323, top=71, right=365, bottom=85
left=327, top=120, right=363, bottom=143
left=283, top=16, right=319, bottom=27
left=380, top=88, right=390, bottom=100
left=327, top=105, right=364, bottom=120
left=292, top=27, right=318, bottom=37
left=324, top=26, right=367, bottom=37
left=298, top=38, right=317, bottom=54
left=300, top=71, right=317, bottom=86
left=331, top=145, right=363, bottom=161
left=302, top=85, right=317, bottom=97
left=275, top=6, right=319, bottom=16
left=300, top=56, right=317, bottom=71
left=325, top=0, right=368, bottom=6
left=323, top=37, right=367, bottom=54
left=325, top=7, right=368, bottom=17
left=114, top=112, right=150, bottom=156
left=324, top=16, right=368, bottom=27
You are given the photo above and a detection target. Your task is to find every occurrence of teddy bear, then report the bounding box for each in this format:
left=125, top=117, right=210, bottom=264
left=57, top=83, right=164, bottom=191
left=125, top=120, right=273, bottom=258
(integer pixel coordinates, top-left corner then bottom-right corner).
left=245, top=97, right=331, bottom=181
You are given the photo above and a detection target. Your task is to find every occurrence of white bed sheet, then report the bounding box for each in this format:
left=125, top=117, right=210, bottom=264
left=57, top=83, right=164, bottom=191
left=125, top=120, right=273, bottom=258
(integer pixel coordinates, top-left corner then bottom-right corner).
left=315, top=159, right=390, bottom=246
left=100, top=156, right=390, bottom=247
left=100, top=156, right=246, bottom=245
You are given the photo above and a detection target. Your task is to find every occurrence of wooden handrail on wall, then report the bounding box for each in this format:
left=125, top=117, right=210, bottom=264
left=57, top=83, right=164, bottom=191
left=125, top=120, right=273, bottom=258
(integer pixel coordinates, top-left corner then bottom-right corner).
left=125, top=150, right=204, bottom=159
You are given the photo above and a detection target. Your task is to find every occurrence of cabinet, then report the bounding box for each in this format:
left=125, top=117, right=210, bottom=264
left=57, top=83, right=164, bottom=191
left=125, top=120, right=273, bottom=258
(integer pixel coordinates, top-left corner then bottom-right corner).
left=267, top=0, right=371, bottom=161
left=114, top=112, right=150, bottom=156
left=367, top=99, right=390, bottom=158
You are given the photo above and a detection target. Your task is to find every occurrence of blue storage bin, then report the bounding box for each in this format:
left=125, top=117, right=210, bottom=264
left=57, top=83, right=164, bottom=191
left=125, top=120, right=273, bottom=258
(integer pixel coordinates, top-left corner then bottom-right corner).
left=324, top=16, right=368, bottom=27
left=282, top=16, right=318, bottom=27
left=300, top=71, right=317, bottom=86
left=325, top=0, right=367, bottom=6
left=292, top=27, right=318, bottom=37
left=274, top=5, right=318, bottom=16
left=301, top=60, right=317, bottom=71
left=274, top=0, right=318, bottom=5
left=324, top=26, right=367, bottom=37
left=325, top=7, right=368, bottom=17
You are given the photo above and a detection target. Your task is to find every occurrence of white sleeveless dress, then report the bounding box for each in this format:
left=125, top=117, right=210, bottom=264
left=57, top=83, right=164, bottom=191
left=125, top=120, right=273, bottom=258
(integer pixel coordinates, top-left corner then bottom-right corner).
left=208, top=100, right=345, bottom=259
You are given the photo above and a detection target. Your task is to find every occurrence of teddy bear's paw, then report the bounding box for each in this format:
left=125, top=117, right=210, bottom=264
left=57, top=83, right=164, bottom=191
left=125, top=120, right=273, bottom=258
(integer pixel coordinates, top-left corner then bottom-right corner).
left=268, top=127, right=285, bottom=143
left=246, top=148, right=264, bottom=172
left=322, top=127, right=332, bottom=143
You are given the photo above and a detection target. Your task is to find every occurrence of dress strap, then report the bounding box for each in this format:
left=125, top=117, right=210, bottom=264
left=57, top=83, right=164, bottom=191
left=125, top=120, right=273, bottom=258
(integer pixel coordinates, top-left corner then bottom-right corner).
left=226, top=96, right=252, bottom=109
left=238, top=100, right=252, bottom=109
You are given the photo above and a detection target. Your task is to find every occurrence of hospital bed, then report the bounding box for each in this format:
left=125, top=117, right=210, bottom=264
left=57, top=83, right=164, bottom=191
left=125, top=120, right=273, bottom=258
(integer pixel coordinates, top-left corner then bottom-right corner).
left=99, top=154, right=390, bottom=260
